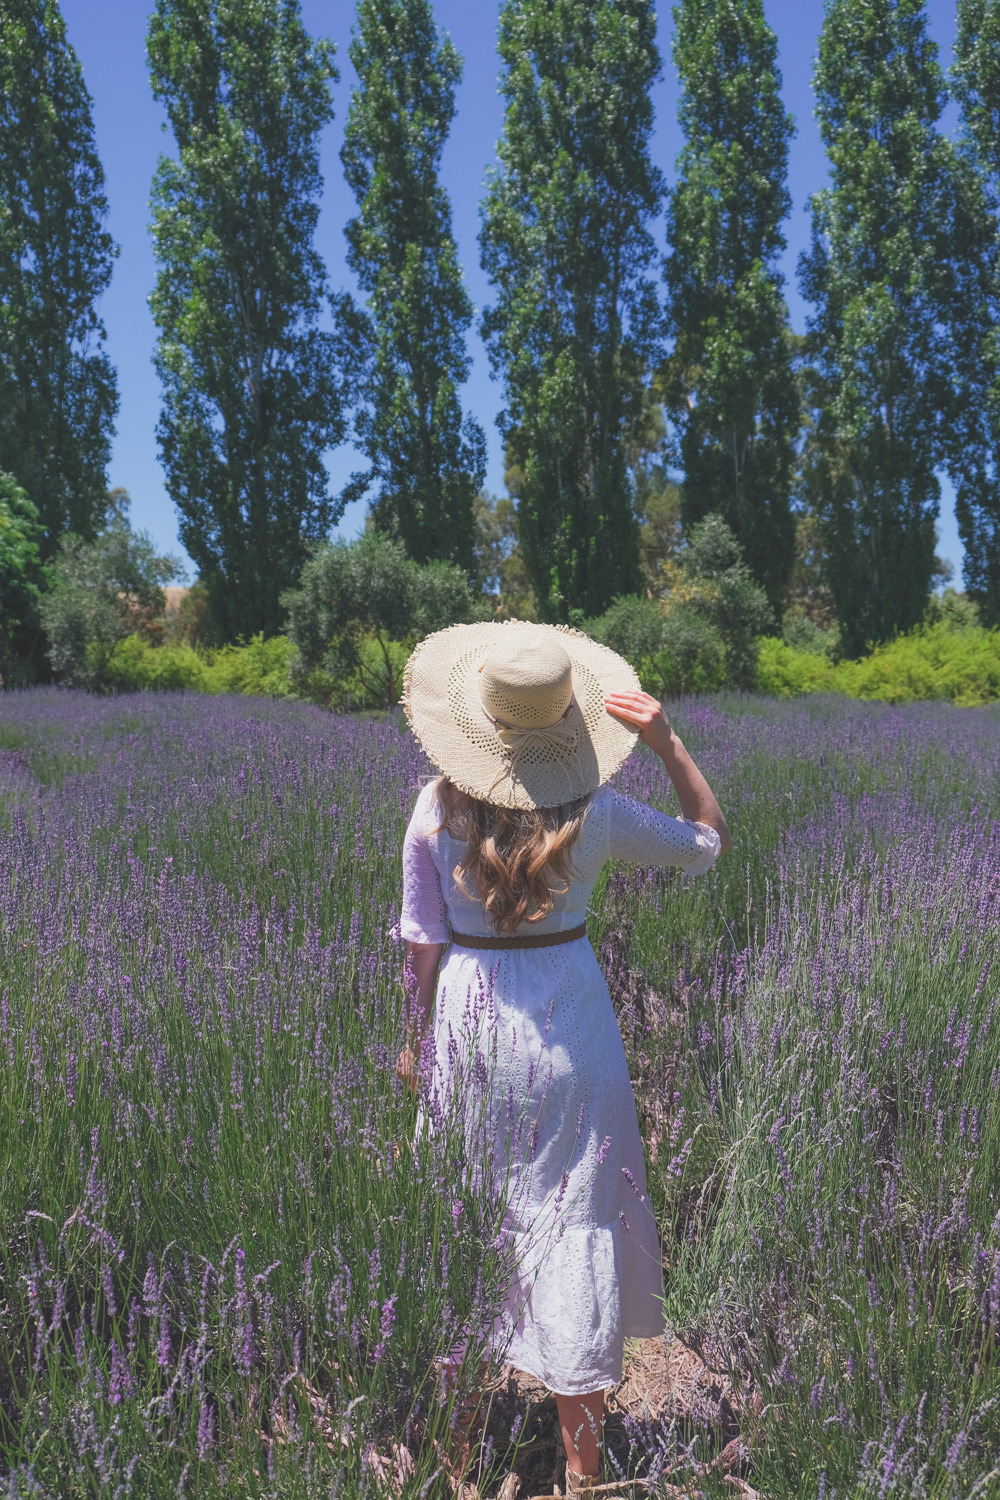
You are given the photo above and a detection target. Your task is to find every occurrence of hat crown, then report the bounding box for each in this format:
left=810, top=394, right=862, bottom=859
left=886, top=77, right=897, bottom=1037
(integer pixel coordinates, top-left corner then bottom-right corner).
left=478, top=633, right=574, bottom=730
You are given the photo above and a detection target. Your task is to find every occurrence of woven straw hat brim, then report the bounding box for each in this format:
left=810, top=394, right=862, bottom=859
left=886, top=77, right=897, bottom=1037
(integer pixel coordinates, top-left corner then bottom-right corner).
left=401, top=620, right=642, bottom=810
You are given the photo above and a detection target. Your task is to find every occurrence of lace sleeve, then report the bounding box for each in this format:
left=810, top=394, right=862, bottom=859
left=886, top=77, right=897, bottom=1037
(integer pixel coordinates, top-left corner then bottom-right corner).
left=399, top=782, right=450, bottom=943
left=607, top=789, right=721, bottom=876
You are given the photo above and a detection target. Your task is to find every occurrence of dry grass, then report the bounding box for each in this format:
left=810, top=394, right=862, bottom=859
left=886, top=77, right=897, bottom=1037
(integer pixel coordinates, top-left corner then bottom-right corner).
left=437, top=1335, right=764, bottom=1500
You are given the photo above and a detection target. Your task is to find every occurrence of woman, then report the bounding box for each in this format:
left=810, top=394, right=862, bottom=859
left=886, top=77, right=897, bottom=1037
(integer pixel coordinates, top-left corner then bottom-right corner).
left=397, top=621, right=731, bottom=1496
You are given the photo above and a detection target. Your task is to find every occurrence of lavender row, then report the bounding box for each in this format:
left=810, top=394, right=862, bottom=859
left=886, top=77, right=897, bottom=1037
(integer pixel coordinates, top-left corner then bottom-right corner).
left=0, top=688, right=998, bottom=1497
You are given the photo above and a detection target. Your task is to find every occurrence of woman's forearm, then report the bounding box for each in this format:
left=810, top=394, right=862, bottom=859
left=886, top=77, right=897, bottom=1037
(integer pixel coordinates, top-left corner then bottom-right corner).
left=405, top=940, right=445, bottom=1038
left=658, top=730, right=732, bottom=852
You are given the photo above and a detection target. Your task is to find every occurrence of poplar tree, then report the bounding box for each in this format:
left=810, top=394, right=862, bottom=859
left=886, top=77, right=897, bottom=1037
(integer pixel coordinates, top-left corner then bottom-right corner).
left=662, top=0, right=798, bottom=617
left=479, top=0, right=664, bottom=622
left=951, top=0, right=1000, bottom=627
left=800, top=0, right=980, bottom=656
left=0, top=0, right=118, bottom=553
left=341, top=0, right=485, bottom=573
left=148, top=0, right=352, bottom=643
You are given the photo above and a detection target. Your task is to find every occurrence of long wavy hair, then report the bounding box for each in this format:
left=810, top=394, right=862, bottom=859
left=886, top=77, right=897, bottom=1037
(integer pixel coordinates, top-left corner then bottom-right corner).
left=433, top=776, right=590, bottom=935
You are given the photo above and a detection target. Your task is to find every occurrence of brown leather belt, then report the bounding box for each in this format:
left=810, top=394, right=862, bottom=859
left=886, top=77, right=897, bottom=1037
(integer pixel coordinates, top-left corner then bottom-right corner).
left=448, top=922, right=587, bottom=951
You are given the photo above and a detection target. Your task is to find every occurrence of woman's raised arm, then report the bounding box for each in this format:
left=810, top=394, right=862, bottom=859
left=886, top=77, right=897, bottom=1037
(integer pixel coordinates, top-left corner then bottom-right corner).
left=603, top=690, right=733, bottom=855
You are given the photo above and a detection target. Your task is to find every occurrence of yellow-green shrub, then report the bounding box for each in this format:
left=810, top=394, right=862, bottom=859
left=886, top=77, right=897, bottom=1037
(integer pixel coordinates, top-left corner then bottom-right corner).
left=758, top=623, right=1000, bottom=706
left=756, top=637, right=837, bottom=697
left=832, top=623, right=1000, bottom=706
left=104, top=634, right=297, bottom=698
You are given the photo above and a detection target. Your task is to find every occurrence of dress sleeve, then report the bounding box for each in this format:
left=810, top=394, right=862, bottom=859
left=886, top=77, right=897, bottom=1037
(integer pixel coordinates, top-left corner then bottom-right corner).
left=399, top=782, right=450, bottom=943
left=607, top=789, right=722, bottom=876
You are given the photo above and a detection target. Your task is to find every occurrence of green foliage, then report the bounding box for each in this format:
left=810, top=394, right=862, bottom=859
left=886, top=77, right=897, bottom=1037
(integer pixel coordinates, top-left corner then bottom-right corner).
left=799, top=0, right=993, bottom=656
left=165, top=579, right=210, bottom=646
left=924, top=584, right=980, bottom=629
left=148, top=0, right=353, bottom=644
left=0, top=0, right=119, bottom=555
left=758, top=617, right=1000, bottom=705
left=585, top=593, right=727, bottom=696
left=835, top=620, right=1000, bottom=704
left=479, top=0, right=663, bottom=621
left=103, top=631, right=298, bottom=697
left=662, top=0, right=799, bottom=614
left=950, top=0, right=1000, bottom=627
left=38, top=513, right=184, bottom=690
left=636, top=476, right=684, bottom=598
left=341, top=0, right=485, bottom=571
left=675, top=514, right=775, bottom=687
left=584, top=514, right=771, bottom=694
left=781, top=613, right=837, bottom=657
left=782, top=508, right=837, bottom=630
left=472, top=490, right=538, bottom=619
left=0, top=472, right=47, bottom=687
left=281, top=530, right=486, bottom=708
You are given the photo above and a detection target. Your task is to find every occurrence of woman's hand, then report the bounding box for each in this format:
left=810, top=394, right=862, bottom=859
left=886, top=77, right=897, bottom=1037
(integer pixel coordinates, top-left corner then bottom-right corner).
left=604, top=690, right=673, bottom=757
left=396, top=1039, right=419, bottom=1093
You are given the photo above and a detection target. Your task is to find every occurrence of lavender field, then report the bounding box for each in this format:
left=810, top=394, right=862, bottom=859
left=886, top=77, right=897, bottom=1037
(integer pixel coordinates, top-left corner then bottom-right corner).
left=0, top=689, right=998, bottom=1500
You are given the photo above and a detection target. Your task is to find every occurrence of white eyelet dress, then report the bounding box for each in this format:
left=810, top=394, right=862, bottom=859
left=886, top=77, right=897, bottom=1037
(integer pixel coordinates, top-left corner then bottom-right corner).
left=399, top=780, right=721, bottom=1397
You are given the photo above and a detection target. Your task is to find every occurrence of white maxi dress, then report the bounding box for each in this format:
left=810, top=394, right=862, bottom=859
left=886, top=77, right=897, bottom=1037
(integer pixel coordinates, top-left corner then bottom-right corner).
left=399, top=779, right=721, bottom=1397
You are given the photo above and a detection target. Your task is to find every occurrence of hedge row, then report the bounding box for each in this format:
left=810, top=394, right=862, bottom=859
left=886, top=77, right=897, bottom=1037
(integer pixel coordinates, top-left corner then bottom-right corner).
left=756, top=622, right=1000, bottom=707
left=101, top=618, right=1000, bottom=709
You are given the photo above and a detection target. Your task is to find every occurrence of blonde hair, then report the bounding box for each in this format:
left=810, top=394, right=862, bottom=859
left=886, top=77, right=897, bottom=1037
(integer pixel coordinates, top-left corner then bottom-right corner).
left=433, top=776, right=590, bottom=936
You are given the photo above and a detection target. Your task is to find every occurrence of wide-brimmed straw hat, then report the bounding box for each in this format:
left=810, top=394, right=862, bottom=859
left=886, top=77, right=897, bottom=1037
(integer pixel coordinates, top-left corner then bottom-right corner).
left=401, top=619, right=642, bottom=810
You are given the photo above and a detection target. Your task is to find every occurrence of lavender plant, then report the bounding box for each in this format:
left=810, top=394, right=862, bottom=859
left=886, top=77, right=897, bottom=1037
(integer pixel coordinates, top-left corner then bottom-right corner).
left=0, top=693, right=518, bottom=1497
left=0, top=689, right=997, bottom=1498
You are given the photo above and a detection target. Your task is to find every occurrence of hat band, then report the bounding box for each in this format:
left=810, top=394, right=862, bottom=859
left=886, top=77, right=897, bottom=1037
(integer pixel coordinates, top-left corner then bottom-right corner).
left=483, top=707, right=590, bottom=808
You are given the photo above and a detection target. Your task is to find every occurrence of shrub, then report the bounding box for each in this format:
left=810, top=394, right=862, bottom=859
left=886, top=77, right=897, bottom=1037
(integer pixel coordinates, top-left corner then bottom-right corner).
left=204, top=634, right=298, bottom=698
left=282, top=532, right=488, bottom=708
left=758, top=622, right=1000, bottom=705
left=583, top=515, right=770, bottom=695
left=584, top=594, right=666, bottom=671
left=39, top=518, right=184, bottom=689
left=834, top=621, right=1000, bottom=706
left=103, top=634, right=298, bottom=699
left=678, top=514, right=775, bottom=688
left=656, top=609, right=728, bottom=694
left=104, top=635, right=209, bottom=693
left=782, top=614, right=837, bottom=657
left=756, top=636, right=838, bottom=698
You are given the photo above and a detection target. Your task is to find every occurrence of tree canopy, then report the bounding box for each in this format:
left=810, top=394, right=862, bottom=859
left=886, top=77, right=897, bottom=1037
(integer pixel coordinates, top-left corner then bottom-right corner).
left=39, top=507, right=184, bottom=689
left=341, top=0, right=485, bottom=573
left=951, top=0, right=1000, bottom=627
left=0, top=471, right=47, bottom=687
left=148, top=0, right=353, bottom=643
left=281, top=530, right=487, bottom=707
left=0, top=0, right=118, bottom=556
left=479, top=0, right=664, bottom=622
left=799, top=0, right=990, bottom=656
left=663, top=0, right=799, bottom=617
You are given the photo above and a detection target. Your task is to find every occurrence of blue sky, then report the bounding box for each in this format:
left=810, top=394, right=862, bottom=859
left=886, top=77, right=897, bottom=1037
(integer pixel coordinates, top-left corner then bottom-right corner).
left=61, top=0, right=967, bottom=584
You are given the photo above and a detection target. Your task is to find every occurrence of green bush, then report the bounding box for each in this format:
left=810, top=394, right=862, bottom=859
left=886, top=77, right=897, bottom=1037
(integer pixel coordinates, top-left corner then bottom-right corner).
left=104, top=634, right=298, bottom=699
left=834, top=621, right=1000, bottom=706
left=583, top=516, right=769, bottom=694
left=758, top=622, right=1000, bottom=706
left=586, top=597, right=726, bottom=696
left=205, top=634, right=299, bottom=698
left=105, top=635, right=209, bottom=692
left=39, top=517, right=184, bottom=690
left=282, top=531, right=487, bottom=708
left=781, top=613, right=837, bottom=657
left=756, top=636, right=838, bottom=697
left=101, top=631, right=417, bottom=709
